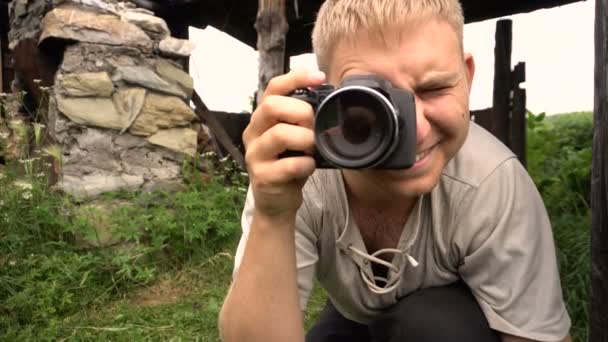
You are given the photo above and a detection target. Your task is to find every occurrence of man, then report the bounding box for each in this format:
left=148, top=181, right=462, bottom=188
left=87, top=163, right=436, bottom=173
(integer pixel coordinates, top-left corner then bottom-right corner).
left=219, top=1, right=572, bottom=341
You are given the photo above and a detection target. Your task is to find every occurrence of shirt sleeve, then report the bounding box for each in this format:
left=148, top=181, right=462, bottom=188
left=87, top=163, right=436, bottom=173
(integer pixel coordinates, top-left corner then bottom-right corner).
left=455, top=158, right=571, bottom=341
left=233, top=185, right=319, bottom=311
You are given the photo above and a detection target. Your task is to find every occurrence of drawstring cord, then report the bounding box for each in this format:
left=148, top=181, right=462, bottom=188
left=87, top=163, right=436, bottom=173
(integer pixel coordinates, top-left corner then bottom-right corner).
left=348, top=246, right=419, bottom=295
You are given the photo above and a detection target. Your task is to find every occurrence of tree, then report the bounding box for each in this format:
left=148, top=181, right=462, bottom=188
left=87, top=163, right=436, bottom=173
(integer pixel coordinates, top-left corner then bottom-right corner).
left=255, top=0, right=288, bottom=105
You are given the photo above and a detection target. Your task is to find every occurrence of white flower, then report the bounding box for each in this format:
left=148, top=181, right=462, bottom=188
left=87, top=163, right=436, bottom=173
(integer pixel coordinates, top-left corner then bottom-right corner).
left=22, top=191, right=32, bottom=200
left=14, top=181, right=33, bottom=190
left=8, top=260, right=16, bottom=266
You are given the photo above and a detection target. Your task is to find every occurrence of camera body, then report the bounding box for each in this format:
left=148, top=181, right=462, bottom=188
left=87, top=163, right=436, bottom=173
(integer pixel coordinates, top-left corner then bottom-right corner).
left=288, top=74, right=417, bottom=169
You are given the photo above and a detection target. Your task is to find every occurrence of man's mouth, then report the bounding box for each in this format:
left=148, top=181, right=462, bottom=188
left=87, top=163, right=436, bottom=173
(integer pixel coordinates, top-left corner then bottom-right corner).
left=415, top=144, right=436, bottom=162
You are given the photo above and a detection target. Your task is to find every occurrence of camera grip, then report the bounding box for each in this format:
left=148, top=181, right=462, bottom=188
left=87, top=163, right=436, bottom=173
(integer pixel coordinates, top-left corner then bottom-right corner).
left=289, top=89, right=318, bottom=108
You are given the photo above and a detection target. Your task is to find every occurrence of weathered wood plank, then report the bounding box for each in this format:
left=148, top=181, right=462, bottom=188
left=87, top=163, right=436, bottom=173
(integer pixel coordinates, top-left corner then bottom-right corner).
left=511, top=62, right=527, bottom=168
left=192, top=90, right=246, bottom=169
left=590, top=0, right=608, bottom=341
left=471, top=107, right=493, bottom=132
left=255, top=0, right=288, bottom=104
left=491, top=19, right=512, bottom=146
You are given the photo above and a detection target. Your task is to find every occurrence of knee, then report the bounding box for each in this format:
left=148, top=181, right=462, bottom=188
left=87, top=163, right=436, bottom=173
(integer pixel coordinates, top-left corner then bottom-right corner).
left=370, top=282, right=500, bottom=342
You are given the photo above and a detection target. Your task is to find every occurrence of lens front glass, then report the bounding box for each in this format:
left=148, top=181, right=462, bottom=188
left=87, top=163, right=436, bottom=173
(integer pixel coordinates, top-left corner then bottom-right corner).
left=316, top=88, right=395, bottom=167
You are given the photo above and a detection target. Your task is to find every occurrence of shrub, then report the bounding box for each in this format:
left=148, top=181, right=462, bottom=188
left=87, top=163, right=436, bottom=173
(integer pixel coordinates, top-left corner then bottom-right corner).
left=527, top=111, right=592, bottom=341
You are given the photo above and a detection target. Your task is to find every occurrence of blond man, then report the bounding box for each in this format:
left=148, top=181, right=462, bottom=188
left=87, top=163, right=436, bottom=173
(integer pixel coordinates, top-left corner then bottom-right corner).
left=219, top=1, right=572, bottom=341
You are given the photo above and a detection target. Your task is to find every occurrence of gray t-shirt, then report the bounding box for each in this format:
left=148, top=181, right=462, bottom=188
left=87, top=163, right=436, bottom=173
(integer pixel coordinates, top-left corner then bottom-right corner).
left=234, top=122, right=571, bottom=341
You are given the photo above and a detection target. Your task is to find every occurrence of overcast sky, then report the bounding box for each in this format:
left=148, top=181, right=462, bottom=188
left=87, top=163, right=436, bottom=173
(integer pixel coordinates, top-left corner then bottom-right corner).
left=189, top=0, right=595, bottom=115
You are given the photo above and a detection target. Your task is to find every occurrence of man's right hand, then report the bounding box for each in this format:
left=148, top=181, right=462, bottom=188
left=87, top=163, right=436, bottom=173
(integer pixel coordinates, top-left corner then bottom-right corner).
left=242, top=69, right=327, bottom=221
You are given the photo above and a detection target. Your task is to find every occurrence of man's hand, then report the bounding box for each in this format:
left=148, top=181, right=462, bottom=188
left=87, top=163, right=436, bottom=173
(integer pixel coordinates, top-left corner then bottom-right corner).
left=242, top=68, right=326, bottom=221
left=219, top=69, right=326, bottom=342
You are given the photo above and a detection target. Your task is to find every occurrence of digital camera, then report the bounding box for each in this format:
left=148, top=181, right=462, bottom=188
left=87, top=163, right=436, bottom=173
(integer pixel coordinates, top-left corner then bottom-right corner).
left=285, top=74, right=417, bottom=169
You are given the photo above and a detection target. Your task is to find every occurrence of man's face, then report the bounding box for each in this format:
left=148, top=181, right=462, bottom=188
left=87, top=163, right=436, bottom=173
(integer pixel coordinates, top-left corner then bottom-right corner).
left=327, top=19, right=475, bottom=201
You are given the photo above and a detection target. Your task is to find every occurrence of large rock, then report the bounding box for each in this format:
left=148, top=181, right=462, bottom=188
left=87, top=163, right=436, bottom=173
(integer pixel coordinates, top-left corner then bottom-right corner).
left=56, top=96, right=130, bottom=131
left=59, top=174, right=144, bottom=198
left=63, top=129, right=122, bottom=174
left=59, top=0, right=121, bottom=15
left=121, top=11, right=170, bottom=39
left=115, top=66, right=187, bottom=99
left=129, top=93, right=196, bottom=136
left=158, top=37, right=195, bottom=58
left=155, top=60, right=194, bottom=98
left=120, top=147, right=182, bottom=180
left=8, top=0, right=50, bottom=49
left=57, top=72, right=114, bottom=97
left=39, top=5, right=153, bottom=50
left=113, top=87, right=147, bottom=133
left=147, top=128, right=198, bottom=157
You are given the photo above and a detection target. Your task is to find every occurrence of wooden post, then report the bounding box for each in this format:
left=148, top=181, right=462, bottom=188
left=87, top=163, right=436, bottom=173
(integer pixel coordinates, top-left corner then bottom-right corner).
left=510, top=62, right=527, bottom=168
left=192, top=90, right=246, bottom=169
left=255, top=0, right=288, bottom=104
left=492, top=19, right=512, bottom=146
left=590, top=0, right=608, bottom=340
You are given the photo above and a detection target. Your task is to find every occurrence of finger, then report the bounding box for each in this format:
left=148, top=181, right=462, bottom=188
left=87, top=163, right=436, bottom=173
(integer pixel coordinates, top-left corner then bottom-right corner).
left=244, top=95, right=315, bottom=146
left=246, top=123, right=314, bottom=163
left=251, top=156, right=316, bottom=185
left=263, top=68, right=326, bottom=98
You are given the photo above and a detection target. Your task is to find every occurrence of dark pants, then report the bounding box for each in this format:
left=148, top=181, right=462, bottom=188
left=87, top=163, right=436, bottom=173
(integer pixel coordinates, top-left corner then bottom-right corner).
left=306, top=282, right=501, bottom=342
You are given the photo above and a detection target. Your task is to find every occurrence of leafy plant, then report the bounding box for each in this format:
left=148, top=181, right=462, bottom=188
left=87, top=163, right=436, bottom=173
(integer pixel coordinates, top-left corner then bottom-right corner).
left=527, top=111, right=592, bottom=342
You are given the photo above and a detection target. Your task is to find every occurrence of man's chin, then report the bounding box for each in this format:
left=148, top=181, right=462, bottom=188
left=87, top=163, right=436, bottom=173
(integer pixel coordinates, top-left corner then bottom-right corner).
left=380, top=166, right=443, bottom=195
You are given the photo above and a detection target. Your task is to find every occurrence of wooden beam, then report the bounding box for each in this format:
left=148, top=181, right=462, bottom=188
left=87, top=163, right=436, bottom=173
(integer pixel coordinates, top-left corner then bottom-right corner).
left=590, top=0, right=608, bottom=340
left=471, top=107, right=493, bottom=131
left=255, top=0, right=288, bottom=104
left=192, top=90, right=246, bottom=169
left=510, top=62, right=527, bottom=168
left=492, top=19, right=512, bottom=146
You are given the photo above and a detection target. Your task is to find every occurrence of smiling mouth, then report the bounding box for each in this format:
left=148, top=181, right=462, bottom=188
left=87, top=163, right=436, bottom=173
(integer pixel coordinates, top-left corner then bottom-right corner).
left=415, top=144, right=436, bottom=162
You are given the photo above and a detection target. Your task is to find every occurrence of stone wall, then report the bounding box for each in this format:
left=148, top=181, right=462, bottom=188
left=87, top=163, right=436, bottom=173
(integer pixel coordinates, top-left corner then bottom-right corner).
left=8, top=0, right=203, bottom=197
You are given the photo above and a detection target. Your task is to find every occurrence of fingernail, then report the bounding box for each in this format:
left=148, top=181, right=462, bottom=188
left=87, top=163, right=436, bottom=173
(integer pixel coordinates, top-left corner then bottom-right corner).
left=309, top=70, right=326, bottom=82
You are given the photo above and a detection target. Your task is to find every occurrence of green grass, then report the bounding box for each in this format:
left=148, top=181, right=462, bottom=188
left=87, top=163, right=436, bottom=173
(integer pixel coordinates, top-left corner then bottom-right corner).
left=47, top=255, right=235, bottom=341
left=0, top=112, right=592, bottom=341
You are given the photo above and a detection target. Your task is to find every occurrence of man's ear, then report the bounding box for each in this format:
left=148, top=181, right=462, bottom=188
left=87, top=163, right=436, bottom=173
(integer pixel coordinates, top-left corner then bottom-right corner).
left=463, top=53, right=475, bottom=91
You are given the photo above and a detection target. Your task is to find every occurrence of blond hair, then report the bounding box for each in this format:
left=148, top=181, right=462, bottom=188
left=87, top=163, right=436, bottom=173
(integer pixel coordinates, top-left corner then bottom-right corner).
left=311, top=0, right=465, bottom=73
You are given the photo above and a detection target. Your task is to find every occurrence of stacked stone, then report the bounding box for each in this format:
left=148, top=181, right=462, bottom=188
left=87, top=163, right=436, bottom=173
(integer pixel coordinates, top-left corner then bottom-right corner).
left=9, top=0, right=201, bottom=197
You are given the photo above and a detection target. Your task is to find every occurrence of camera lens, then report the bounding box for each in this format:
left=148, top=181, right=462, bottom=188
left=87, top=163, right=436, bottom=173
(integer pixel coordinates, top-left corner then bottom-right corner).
left=315, top=87, right=398, bottom=168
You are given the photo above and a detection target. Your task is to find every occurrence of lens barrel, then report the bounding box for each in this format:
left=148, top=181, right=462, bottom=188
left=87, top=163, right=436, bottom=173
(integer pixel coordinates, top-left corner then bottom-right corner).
left=314, top=86, right=399, bottom=169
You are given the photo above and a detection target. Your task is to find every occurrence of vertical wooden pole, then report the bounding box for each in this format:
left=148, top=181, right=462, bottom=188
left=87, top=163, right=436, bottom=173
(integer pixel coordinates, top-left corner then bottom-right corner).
left=590, top=0, right=608, bottom=341
left=511, top=62, right=527, bottom=168
left=255, top=0, right=288, bottom=105
left=492, top=19, right=512, bottom=146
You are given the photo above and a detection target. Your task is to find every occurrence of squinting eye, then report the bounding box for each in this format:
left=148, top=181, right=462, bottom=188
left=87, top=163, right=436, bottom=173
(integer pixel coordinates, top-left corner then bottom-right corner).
left=417, top=87, right=448, bottom=96
left=421, top=87, right=448, bottom=93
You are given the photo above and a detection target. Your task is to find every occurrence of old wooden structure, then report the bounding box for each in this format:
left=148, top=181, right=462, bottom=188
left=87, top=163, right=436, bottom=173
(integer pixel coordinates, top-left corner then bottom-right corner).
left=591, top=0, right=607, bottom=340
left=470, top=19, right=528, bottom=167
